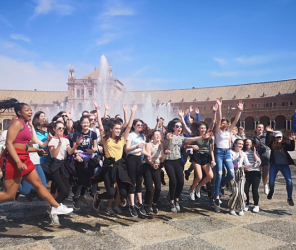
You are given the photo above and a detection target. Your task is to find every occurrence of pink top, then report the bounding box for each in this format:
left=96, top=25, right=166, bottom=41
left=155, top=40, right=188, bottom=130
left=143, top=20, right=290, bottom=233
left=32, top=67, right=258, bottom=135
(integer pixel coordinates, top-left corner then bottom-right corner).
left=14, top=119, right=32, bottom=145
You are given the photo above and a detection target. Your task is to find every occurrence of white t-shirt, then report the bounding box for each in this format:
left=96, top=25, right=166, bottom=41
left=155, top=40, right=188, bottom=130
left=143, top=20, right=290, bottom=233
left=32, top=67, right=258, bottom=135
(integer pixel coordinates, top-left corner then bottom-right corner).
left=215, top=128, right=231, bottom=149
left=29, top=144, right=40, bottom=165
left=126, top=131, right=146, bottom=155
left=230, top=150, right=253, bottom=169
left=48, top=137, right=70, bottom=160
left=90, top=127, right=101, bottom=142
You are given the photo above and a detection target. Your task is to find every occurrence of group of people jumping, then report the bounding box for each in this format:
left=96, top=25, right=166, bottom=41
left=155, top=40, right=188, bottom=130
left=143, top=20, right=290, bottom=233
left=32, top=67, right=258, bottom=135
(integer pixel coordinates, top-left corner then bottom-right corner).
left=0, top=97, right=295, bottom=226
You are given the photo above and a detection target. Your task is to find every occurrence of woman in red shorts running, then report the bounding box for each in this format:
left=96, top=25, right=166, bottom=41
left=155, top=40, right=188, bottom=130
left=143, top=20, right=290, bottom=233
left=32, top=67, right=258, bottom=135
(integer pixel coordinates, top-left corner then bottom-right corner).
left=0, top=99, right=73, bottom=216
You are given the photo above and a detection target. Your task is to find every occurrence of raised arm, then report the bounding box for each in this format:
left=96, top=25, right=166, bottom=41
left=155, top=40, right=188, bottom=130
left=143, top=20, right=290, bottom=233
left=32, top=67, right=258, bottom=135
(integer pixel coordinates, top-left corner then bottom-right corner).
left=185, top=132, right=212, bottom=144
left=178, top=109, right=192, bottom=135
left=215, top=98, right=222, bottom=134
left=122, top=104, right=128, bottom=129
left=93, top=101, right=105, bottom=139
left=195, top=107, right=200, bottom=122
left=209, top=104, right=218, bottom=130
left=104, top=103, right=110, bottom=119
left=123, top=105, right=137, bottom=141
left=67, top=135, right=83, bottom=155
left=229, top=100, right=243, bottom=131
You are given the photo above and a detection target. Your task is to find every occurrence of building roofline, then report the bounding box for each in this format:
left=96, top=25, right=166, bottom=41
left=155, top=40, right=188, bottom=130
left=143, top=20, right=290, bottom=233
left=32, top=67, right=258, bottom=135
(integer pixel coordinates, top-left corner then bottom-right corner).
left=129, top=78, right=296, bottom=93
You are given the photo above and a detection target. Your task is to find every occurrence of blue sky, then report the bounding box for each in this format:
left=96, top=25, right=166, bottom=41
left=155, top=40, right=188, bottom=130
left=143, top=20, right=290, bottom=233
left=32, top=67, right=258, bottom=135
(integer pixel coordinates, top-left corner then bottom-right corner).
left=0, top=0, right=296, bottom=91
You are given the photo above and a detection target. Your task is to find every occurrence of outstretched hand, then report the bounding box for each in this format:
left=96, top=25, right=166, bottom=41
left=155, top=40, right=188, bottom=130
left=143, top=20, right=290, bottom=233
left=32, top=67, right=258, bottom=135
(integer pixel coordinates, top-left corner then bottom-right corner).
left=66, top=109, right=72, bottom=119
left=216, top=98, right=222, bottom=106
left=195, top=107, right=200, bottom=114
left=237, top=100, right=244, bottom=111
left=189, top=105, right=194, bottom=113
left=167, top=133, right=174, bottom=140
left=93, top=101, right=100, bottom=109
left=266, top=125, right=273, bottom=132
left=47, top=133, right=53, bottom=141
left=123, top=104, right=128, bottom=111
left=76, top=135, right=84, bottom=145
left=130, top=105, right=138, bottom=112
left=289, top=132, right=296, bottom=140
left=178, top=109, right=184, bottom=118
left=212, top=103, right=218, bottom=112
left=104, top=103, right=110, bottom=111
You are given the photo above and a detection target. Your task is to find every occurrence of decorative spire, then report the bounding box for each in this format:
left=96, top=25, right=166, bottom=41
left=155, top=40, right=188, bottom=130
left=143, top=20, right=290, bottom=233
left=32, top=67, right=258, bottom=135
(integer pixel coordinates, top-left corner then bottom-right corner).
left=69, top=63, right=75, bottom=79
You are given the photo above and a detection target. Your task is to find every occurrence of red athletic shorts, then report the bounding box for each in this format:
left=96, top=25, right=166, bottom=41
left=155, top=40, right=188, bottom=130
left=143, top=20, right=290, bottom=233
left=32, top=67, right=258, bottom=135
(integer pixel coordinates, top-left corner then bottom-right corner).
left=0, top=148, right=35, bottom=179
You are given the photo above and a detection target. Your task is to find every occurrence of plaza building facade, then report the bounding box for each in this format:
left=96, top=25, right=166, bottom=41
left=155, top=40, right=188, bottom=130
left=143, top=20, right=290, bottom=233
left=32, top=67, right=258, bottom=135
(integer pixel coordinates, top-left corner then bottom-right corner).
left=0, top=65, right=295, bottom=136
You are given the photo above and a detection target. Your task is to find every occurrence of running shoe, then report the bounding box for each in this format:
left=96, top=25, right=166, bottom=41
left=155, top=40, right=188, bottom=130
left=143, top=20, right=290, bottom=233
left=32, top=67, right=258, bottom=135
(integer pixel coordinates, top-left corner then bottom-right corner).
left=113, top=207, right=122, bottom=214
left=229, top=209, right=237, bottom=216
left=195, top=185, right=201, bottom=198
left=288, top=198, right=294, bottom=206
left=185, top=170, right=190, bottom=181
left=238, top=210, right=244, bottom=216
left=214, top=199, right=220, bottom=213
left=145, top=205, right=153, bottom=215
left=152, top=204, right=158, bottom=215
left=189, top=188, right=195, bottom=201
left=267, top=191, right=274, bottom=200
left=175, top=201, right=181, bottom=212
left=51, top=204, right=73, bottom=215
left=93, top=194, right=100, bottom=211
left=129, top=205, right=138, bottom=217
left=106, top=207, right=115, bottom=215
left=264, top=184, right=269, bottom=195
left=73, top=197, right=81, bottom=210
left=49, top=214, right=60, bottom=226
left=244, top=205, right=249, bottom=212
left=170, top=203, right=177, bottom=213
left=135, top=203, right=147, bottom=215
left=252, top=206, right=260, bottom=213
left=220, top=188, right=225, bottom=196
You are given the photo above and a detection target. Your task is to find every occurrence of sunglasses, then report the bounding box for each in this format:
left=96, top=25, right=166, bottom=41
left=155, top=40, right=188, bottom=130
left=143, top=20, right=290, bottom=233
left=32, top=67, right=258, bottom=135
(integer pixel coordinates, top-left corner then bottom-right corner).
left=57, top=127, right=66, bottom=130
left=175, top=125, right=183, bottom=128
left=136, top=124, right=143, bottom=127
left=90, top=119, right=97, bottom=121
left=61, top=115, right=68, bottom=118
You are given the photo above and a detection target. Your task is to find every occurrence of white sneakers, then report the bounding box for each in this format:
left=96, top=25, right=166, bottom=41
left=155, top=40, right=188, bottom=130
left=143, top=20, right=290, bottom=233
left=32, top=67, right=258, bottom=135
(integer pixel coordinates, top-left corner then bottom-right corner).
left=244, top=205, right=249, bottom=212
left=51, top=203, right=73, bottom=215
left=264, top=184, right=269, bottom=195
left=189, top=189, right=195, bottom=200
left=238, top=210, right=244, bottom=216
left=253, top=206, right=260, bottom=213
left=229, top=209, right=237, bottom=216
left=195, top=185, right=201, bottom=198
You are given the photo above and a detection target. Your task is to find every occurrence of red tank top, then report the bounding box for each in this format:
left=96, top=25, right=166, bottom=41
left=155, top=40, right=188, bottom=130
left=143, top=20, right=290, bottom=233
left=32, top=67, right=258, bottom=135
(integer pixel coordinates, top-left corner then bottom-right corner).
left=14, top=119, right=32, bottom=145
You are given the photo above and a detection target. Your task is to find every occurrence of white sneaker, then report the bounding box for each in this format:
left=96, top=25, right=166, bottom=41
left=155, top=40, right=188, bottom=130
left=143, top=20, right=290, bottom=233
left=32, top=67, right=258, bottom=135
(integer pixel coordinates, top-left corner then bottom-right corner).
left=195, top=185, right=201, bottom=198
left=49, top=214, right=60, bottom=225
left=51, top=204, right=73, bottom=215
left=264, top=184, right=269, bottom=195
left=113, top=207, right=122, bottom=214
left=106, top=207, right=115, bottom=215
left=253, top=206, right=260, bottom=213
left=244, top=205, right=249, bottom=212
left=215, top=206, right=220, bottom=213
left=238, top=210, right=244, bottom=216
left=189, top=189, right=195, bottom=200
left=229, top=209, right=237, bottom=216
left=219, top=199, right=222, bottom=204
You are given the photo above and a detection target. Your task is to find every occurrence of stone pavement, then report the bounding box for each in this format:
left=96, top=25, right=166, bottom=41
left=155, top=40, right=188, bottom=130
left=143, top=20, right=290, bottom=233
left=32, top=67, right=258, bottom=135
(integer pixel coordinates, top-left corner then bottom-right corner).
left=1, top=152, right=296, bottom=249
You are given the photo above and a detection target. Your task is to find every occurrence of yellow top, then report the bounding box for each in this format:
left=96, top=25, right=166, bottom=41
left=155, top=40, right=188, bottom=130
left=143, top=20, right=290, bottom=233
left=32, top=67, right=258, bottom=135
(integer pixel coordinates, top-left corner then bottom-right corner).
left=102, top=137, right=126, bottom=162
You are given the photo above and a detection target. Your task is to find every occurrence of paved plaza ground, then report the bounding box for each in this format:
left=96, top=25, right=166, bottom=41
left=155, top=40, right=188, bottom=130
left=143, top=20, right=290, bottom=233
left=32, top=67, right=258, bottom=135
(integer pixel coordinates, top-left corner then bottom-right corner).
left=1, top=152, right=296, bottom=249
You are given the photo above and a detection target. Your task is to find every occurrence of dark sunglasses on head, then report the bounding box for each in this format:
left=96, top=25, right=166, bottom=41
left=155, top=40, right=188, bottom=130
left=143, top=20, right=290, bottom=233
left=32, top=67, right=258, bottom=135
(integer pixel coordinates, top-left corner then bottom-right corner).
left=90, top=119, right=97, bottom=121
left=136, top=124, right=143, bottom=127
left=58, top=127, right=66, bottom=130
left=175, top=125, right=183, bottom=128
left=62, top=115, right=68, bottom=118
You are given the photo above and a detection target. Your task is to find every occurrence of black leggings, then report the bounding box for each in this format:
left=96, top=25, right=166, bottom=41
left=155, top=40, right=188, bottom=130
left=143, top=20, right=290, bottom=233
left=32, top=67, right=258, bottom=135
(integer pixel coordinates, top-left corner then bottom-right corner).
left=98, top=167, right=128, bottom=200
left=164, top=160, right=184, bottom=200
left=126, top=155, right=143, bottom=194
left=142, top=163, right=161, bottom=205
left=244, top=171, right=261, bottom=206
left=51, top=169, right=70, bottom=204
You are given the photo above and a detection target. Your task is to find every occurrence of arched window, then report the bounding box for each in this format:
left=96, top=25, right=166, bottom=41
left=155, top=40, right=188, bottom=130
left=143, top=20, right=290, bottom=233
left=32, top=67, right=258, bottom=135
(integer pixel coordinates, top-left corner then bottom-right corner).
left=266, top=103, right=269, bottom=107
left=275, top=115, right=286, bottom=130
left=270, top=103, right=272, bottom=107
left=282, top=102, right=285, bottom=106
left=286, top=102, right=289, bottom=106
left=245, top=117, right=255, bottom=130
left=77, top=89, right=80, bottom=98
left=251, top=104, right=254, bottom=108
left=290, top=102, right=293, bottom=106
left=274, top=103, right=276, bottom=107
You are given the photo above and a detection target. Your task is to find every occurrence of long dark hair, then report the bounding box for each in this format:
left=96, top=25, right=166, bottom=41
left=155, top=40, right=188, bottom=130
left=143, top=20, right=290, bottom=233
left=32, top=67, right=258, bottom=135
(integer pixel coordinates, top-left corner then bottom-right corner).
left=0, top=98, right=28, bottom=117
left=191, top=121, right=208, bottom=136
left=104, top=118, right=122, bottom=143
left=242, top=138, right=260, bottom=152
left=32, top=111, right=49, bottom=133
left=73, top=116, right=90, bottom=132
left=131, top=119, right=145, bottom=135
left=167, top=119, right=182, bottom=133
left=146, top=129, right=161, bottom=142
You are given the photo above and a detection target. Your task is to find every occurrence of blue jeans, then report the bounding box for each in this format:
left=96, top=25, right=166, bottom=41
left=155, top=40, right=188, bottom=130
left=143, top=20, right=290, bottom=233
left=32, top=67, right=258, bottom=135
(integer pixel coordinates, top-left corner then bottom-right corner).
left=18, top=164, right=47, bottom=195
left=269, top=164, right=293, bottom=199
left=214, top=148, right=234, bottom=197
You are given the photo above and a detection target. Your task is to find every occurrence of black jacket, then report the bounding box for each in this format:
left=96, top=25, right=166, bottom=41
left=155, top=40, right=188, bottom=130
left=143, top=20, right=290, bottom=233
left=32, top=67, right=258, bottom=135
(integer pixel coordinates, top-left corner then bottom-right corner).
left=265, top=131, right=295, bottom=166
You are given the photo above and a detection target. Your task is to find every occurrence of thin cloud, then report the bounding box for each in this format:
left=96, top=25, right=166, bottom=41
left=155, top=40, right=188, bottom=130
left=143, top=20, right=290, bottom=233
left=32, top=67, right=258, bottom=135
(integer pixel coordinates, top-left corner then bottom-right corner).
left=211, top=69, right=271, bottom=77
left=214, top=58, right=226, bottom=66
left=133, top=66, right=149, bottom=76
left=234, top=55, right=274, bottom=65
left=96, top=33, right=117, bottom=45
left=10, top=34, right=31, bottom=43
left=32, top=0, right=74, bottom=18
left=105, top=8, right=134, bottom=16
left=0, top=15, right=13, bottom=27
